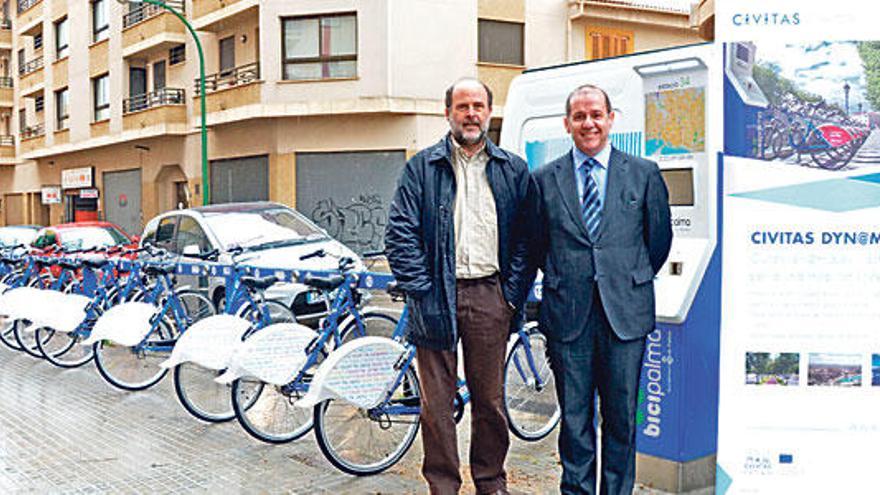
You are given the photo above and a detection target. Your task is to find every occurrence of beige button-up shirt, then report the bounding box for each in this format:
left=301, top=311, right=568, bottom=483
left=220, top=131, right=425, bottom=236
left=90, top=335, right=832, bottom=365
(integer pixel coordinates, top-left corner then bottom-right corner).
left=451, top=138, right=499, bottom=279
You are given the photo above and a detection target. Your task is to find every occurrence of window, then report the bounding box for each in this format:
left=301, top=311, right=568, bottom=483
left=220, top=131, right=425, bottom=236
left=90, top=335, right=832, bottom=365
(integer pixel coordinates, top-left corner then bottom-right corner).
left=153, top=216, right=177, bottom=251
left=92, top=0, right=108, bottom=43
left=478, top=19, right=524, bottom=66
left=33, top=32, right=42, bottom=50
left=92, top=73, right=109, bottom=121
left=18, top=108, right=25, bottom=132
left=153, top=60, right=166, bottom=90
left=219, top=36, right=235, bottom=76
left=55, top=87, right=68, bottom=130
left=55, top=17, right=68, bottom=60
left=176, top=216, right=211, bottom=254
left=17, top=49, right=24, bottom=72
left=282, top=13, right=356, bottom=81
left=586, top=26, right=633, bottom=60
left=169, top=44, right=185, bottom=65
left=34, top=94, right=43, bottom=112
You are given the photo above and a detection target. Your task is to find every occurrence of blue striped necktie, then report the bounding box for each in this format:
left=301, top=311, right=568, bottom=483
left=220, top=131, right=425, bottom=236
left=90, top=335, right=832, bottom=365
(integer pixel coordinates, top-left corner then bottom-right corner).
left=580, top=157, right=601, bottom=240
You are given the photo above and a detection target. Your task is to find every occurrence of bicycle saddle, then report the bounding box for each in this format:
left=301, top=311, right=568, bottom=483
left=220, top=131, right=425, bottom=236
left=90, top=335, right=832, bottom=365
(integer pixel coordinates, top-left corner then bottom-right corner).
left=143, top=263, right=177, bottom=276
left=302, top=274, right=345, bottom=291
left=240, top=275, right=278, bottom=291
left=385, top=281, right=406, bottom=300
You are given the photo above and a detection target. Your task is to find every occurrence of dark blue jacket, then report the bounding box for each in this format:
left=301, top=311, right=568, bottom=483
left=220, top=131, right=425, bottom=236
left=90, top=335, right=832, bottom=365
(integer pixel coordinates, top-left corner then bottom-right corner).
left=385, top=135, right=532, bottom=351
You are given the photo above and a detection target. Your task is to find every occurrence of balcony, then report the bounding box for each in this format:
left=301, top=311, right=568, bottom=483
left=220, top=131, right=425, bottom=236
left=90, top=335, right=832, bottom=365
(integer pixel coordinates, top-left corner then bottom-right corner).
left=0, top=135, right=14, bottom=160
left=17, top=0, right=40, bottom=15
left=193, top=63, right=261, bottom=117
left=20, top=122, right=44, bottom=140
left=192, top=0, right=258, bottom=32
left=18, top=55, right=42, bottom=77
left=18, top=55, right=43, bottom=95
left=17, top=0, right=42, bottom=35
left=0, top=20, right=11, bottom=49
left=0, top=77, right=12, bottom=107
left=123, top=87, right=187, bottom=130
left=20, top=125, right=44, bottom=155
left=122, top=2, right=186, bottom=59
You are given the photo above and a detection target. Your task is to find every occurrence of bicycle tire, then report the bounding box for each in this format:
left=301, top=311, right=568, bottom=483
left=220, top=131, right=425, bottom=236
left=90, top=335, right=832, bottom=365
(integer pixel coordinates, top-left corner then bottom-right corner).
left=504, top=324, right=560, bottom=441
left=174, top=290, right=217, bottom=335
left=338, top=311, right=398, bottom=345
left=231, top=376, right=314, bottom=444
left=93, top=317, right=173, bottom=391
left=0, top=318, right=23, bottom=351
left=173, top=362, right=235, bottom=423
left=36, top=327, right=95, bottom=368
left=236, top=299, right=295, bottom=327
left=313, top=366, right=421, bottom=476
left=14, top=319, right=47, bottom=359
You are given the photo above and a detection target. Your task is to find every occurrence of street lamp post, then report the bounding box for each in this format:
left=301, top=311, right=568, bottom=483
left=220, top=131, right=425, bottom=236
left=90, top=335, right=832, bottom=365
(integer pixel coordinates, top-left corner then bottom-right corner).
left=116, top=0, right=209, bottom=205
left=844, top=81, right=851, bottom=115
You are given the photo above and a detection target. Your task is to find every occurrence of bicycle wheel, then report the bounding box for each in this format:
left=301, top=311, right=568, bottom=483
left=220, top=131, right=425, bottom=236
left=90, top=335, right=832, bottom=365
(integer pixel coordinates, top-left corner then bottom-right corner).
left=173, top=362, right=234, bottom=423
left=14, top=320, right=48, bottom=359
left=231, top=376, right=314, bottom=444
left=93, top=317, right=173, bottom=391
left=504, top=325, right=560, bottom=441
left=236, top=299, right=295, bottom=326
left=313, top=366, right=421, bottom=476
left=0, top=318, right=23, bottom=351
left=338, top=311, right=398, bottom=345
left=36, top=327, right=95, bottom=368
left=174, top=290, right=216, bottom=335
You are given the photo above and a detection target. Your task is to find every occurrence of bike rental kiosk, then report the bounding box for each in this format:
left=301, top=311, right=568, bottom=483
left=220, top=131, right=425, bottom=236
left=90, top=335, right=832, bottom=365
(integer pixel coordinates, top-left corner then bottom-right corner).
left=501, top=42, right=723, bottom=493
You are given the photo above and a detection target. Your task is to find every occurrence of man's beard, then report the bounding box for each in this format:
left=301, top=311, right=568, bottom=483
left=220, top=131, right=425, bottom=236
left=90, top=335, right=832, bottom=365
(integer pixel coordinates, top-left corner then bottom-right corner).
left=451, top=120, right=488, bottom=146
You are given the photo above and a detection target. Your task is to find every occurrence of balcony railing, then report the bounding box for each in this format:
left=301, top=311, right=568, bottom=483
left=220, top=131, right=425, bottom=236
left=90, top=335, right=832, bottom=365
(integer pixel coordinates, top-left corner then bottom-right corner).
left=18, top=55, right=43, bottom=76
left=17, top=0, right=39, bottom=14
left=195, top=62, right=260, bottom=95
left=123, top=0, right=184, bottom=29
left=0, top=77, right=12, bottom=88
left=123, top=87, right=185, bottom=113
left=20, top=123, right=44, bottom=139
left=0, top=135, right=13, bottom=146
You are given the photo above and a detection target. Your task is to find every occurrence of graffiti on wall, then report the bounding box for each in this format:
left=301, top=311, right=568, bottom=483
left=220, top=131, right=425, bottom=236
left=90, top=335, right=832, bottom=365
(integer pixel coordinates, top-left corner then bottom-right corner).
left=311, top=194, right=387, bottom=253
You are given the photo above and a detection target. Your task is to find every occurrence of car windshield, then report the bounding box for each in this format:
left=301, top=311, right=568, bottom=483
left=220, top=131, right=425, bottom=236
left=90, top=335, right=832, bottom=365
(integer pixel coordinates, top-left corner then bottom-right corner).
left=203, top=207, right=328, bottom=250
left=0, top=228, right=37, bottom=248
left=55, top=227, right=128, bottom=250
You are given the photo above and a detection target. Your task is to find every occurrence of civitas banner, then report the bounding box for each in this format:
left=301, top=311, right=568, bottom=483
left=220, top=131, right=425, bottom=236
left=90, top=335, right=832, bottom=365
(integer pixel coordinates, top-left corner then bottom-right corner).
left=716, top=1, right=880, bottom=494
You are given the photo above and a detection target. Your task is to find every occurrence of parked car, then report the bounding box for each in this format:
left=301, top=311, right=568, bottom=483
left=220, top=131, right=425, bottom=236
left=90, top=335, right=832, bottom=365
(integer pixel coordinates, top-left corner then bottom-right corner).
left=139, top=202, right=363, bottom=324
left=0, top=225, right=41, bottom=253
left=30, top=221, right=137, bottom=251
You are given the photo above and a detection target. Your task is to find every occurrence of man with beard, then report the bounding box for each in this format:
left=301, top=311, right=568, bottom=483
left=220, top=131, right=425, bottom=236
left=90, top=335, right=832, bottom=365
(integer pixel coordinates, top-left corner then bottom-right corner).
left=385, top=78, right=532, bottom=494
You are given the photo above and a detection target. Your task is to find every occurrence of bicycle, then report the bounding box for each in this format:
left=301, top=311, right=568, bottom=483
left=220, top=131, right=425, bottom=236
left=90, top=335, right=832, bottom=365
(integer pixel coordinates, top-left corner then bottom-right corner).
left=306, top=282, right=559, bottom=476
left=169, top=247, right=297, bottom=423
left=87, top=248, right=215, bottom=391
left=226, top=252, right=397, bottom=444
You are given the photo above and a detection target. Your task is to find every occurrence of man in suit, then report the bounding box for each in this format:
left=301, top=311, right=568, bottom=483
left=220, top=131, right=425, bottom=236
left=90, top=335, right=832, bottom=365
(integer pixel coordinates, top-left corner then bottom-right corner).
left=526, top=84, right=672, bottom=494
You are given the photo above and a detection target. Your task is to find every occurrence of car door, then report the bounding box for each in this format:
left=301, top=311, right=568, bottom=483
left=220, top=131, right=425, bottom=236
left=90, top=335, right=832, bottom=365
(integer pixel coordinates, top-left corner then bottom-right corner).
left=174, top=215, right=213, bottom=293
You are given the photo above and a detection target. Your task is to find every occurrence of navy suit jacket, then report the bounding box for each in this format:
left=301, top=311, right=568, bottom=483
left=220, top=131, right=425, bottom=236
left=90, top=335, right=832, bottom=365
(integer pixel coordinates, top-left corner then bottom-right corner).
left=528, top=147, right=673, bottom=342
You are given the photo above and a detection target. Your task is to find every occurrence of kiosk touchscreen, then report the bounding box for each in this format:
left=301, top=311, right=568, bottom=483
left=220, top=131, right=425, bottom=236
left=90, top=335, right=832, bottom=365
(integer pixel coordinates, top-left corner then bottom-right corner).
left=501, top=42, right=722, bottom=493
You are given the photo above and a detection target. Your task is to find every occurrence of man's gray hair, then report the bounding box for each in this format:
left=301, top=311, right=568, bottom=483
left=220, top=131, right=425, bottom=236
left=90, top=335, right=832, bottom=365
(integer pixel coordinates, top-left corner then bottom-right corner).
left=445, top=78, right=494, bottom=109
left=565, top=84, right=612, bottom=116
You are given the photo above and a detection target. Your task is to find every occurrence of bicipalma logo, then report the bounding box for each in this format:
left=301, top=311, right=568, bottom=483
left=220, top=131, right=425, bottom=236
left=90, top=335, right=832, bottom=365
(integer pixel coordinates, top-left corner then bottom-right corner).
left=732, top=12, right=801, bottom=26
left=638, top=330, right=667, bottom=438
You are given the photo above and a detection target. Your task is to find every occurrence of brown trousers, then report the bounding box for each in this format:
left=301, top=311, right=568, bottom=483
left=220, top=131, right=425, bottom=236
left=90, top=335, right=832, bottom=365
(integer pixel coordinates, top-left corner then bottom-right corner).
left=416, top=275, right=513, bottom=495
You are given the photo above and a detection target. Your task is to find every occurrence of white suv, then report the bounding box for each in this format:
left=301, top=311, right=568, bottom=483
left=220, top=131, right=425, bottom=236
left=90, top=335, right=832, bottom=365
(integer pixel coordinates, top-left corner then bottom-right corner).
left=140, top=202, right=362, bottom=324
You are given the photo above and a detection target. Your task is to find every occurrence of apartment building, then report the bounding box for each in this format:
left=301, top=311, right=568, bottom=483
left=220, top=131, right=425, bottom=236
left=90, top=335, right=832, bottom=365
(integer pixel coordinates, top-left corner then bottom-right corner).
left=0, top=0, right=712, bottom=249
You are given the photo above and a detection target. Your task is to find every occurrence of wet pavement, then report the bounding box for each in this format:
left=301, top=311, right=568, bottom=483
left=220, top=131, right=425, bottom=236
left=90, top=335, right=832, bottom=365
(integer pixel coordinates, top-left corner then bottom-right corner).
left=0, top=343, right=565, bottom=494
left=0, top=333, right=707, bottom=494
